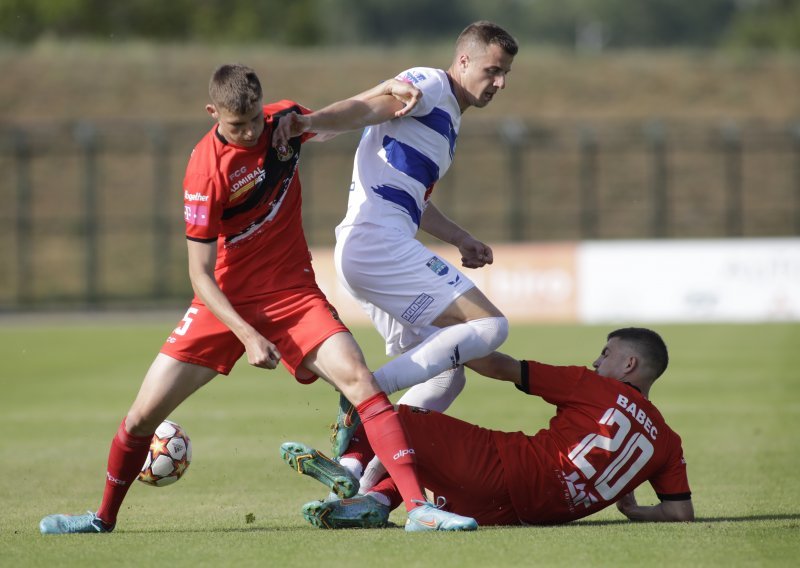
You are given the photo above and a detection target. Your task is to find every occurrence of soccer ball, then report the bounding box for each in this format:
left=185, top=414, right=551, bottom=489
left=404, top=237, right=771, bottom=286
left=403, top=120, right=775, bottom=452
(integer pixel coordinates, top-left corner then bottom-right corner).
left=138, top=420, right=192, bottom=487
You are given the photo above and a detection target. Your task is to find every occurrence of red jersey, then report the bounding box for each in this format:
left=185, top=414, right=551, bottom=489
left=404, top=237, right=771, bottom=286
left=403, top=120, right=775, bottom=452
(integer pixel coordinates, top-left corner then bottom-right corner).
left=495, top=361, right=691, bottom=525
left=182, top=101, right=316, bottom=302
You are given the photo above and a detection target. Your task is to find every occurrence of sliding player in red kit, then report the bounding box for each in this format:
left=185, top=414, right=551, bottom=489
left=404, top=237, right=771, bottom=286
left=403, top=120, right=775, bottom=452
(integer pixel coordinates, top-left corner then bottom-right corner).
left=283, top=327, right=694, bottom=527
left=40, top=64, right=477, bottom=534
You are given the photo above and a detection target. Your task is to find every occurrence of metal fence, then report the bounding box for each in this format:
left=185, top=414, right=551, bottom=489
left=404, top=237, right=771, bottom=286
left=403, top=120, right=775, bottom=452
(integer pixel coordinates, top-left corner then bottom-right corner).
left=1, top=117, right=798, bottom=310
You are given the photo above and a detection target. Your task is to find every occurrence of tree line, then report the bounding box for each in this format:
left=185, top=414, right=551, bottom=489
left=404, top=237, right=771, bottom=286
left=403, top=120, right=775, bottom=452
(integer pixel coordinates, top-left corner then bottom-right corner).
left=1, top=0, right=798, bottom=49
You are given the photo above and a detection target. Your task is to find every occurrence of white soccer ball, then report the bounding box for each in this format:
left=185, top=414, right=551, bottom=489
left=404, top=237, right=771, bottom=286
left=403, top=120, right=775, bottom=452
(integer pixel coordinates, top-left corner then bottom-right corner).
left=138, top=420, right=192, bottom=487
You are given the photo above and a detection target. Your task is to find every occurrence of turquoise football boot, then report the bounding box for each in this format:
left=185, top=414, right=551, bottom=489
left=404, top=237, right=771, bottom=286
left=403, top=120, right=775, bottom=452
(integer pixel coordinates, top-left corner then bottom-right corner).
left=39, top=511, right=114, bottom=534
left=405, top=499, right=478, bottom=532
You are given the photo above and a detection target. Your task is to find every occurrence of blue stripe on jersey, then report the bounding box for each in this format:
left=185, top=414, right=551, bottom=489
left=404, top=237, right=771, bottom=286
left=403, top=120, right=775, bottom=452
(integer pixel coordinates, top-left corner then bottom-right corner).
left=413, top=107, right=457, bottom=159
left=372, top=185, right=422, bottom=226
left=382, top=135, right=439, bottom=189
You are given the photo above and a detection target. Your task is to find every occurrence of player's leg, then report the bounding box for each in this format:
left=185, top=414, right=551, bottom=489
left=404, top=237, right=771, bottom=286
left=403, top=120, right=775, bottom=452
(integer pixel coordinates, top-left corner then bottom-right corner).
left=302, top=332, right=426, bottom=511
left=375, top=406, right=519, bottom=526
left=41, top=303, right=241, bottom=535
left=97, top=355, right=217, bottom=524
left=373, top=287, right=508, bottom=395
left=357, top=365, right=466, bottom=490
left=335, top=226, right=508, bottom=396
left=40, top=355, right=217, bottom=534
left=304, top=333, right=477, bottom=531
left=300, top=403, right=511, bottom=531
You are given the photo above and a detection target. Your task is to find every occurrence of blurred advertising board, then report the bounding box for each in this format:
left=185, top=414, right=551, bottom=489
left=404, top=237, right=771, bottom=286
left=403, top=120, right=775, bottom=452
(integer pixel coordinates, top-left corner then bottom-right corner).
left=577, top=238, right=800, bottom=323
left=311, top=238, right=800, bottom=324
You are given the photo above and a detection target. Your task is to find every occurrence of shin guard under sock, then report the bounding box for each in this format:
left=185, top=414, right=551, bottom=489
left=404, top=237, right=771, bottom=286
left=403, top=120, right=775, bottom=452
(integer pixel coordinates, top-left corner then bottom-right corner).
left=356, top=392, right=425, bottom=511
left=96, top=418, right=152, bottom=525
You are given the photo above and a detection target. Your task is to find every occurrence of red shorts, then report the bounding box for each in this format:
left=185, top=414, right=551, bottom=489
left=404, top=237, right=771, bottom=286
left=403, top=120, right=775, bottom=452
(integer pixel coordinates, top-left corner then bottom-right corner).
left=160, top=287, right=350, bottom=382
left=398, top=405, right=520, bottom=526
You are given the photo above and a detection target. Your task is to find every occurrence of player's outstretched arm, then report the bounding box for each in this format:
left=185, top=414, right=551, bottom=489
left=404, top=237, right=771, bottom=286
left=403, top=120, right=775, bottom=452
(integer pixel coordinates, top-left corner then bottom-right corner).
left=466, top=352, right=522, bottom=385
left=350, top=78, right=422, bottom=118
left=271, top=79, right=421, bottom=149
left=615, top=491, right=695, bottom=522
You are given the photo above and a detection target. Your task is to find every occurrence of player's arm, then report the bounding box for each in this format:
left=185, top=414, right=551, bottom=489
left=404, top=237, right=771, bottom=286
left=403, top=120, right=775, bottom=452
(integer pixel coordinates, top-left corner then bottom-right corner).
left=186, top=239, right=281, bottom=369
left=420, top=202, right=493, bottom=269
left=466, top=352, right=523, bottom=386
left=615, top=491, right=695, bottom=522
left=349, top=78, right=422, bottom=118
left=272, top=79, right=421, bottom=147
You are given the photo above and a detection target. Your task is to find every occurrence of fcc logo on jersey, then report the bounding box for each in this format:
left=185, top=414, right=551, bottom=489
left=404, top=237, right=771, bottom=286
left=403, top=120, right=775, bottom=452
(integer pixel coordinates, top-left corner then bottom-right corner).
left=426, top=256, right=449, bottom=276
left=276, top=145, right=294, bottom=162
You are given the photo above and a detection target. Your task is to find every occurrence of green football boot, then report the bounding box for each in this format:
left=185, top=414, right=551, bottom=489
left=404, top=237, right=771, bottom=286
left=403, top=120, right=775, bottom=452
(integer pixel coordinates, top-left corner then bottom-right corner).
left=302, top=495, right=390, bottom=529
left=330, top=393, right=361, bottom=459
left=280, top=441, right=359, bottom=499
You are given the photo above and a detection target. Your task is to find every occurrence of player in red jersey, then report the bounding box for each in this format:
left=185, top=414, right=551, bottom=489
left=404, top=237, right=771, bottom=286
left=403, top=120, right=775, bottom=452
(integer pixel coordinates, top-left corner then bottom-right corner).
left=282, top=327, right=694, bottom=527
left=39, top=64, right=478, bottom=535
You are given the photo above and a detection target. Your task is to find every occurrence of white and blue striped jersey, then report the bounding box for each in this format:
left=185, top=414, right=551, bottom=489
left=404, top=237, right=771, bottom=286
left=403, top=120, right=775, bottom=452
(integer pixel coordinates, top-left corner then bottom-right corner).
left=337, top=67, right=461, bottom=236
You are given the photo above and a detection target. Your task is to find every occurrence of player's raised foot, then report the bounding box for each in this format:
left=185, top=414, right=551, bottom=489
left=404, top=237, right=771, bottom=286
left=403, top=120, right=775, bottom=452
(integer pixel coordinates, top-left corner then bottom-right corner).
left=405, top=499, right=478, bottom=532
left=280, top=441, right=359, bottom=499
left=302, top=495, right=390, bottom=529
left=330, top=393, right=361, bottom=459
left=39, top=511, right=114, bottom=535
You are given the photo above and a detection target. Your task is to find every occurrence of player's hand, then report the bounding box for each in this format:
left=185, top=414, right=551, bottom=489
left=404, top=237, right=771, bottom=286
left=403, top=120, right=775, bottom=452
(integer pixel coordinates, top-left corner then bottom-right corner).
left=385, top=79, right=422, bottom=118
left=272, top=112, right=310, bottom=153
left=243, top=334, right=282, bottom=370
left=457, top=236, right=494, bottom=269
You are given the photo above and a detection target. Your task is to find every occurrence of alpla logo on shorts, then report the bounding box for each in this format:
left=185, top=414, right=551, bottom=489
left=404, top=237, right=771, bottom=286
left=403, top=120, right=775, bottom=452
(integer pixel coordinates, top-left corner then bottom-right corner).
left=426, top=256, right=449, bottom=276
left=393, top=448, right=415, bottom=460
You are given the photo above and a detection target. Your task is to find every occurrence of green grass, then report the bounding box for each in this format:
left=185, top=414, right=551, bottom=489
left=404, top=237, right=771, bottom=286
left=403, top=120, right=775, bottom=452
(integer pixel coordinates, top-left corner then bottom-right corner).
left=1, top=319, right=799, bottom=566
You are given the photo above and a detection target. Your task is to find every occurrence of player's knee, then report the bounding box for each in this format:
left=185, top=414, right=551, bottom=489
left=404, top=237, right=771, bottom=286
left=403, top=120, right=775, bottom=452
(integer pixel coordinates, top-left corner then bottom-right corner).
left=470, top=316, right=509, bottom=351
left=124, top=410, right=161, bottom=437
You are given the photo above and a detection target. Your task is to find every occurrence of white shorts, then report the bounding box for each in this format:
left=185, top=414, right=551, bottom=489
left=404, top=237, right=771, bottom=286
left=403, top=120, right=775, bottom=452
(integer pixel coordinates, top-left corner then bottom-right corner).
left=334, top=223, right=475, bottom=356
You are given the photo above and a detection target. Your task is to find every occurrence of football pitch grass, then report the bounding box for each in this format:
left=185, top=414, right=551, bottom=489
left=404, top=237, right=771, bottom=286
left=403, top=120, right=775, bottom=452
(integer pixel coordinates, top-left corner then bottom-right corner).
left=1, top=318, right=798, bottom=566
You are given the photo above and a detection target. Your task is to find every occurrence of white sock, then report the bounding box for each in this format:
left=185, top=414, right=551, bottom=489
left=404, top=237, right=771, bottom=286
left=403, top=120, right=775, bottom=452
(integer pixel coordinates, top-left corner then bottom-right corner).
left=359, top=455, right=387, bottom=494
left=366, top=491, right=391, bottom=507
left=395, top=365, right=466, bottom=412
left=373, top=316, right=508, bottom=395
left=339, top=457, right=363, bottom=480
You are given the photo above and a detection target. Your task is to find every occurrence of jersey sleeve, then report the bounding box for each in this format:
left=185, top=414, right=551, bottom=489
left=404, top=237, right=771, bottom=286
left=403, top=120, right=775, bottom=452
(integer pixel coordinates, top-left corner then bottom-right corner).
left=183, top=165, right=222, bottom=242
left=517, top=361, right=588, bottom=405
left=649, top=433, right=692, bottom=501
left=393, top=67, right=443, bottom=118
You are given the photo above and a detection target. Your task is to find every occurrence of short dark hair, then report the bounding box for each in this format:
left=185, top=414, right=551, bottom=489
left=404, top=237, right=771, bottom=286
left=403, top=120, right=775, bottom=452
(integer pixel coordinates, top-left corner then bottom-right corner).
left=608, top=327, right=669, bottom=380
left=208, top=64, right=262, bottom=114
left=456, top=21, right=518, bottom=56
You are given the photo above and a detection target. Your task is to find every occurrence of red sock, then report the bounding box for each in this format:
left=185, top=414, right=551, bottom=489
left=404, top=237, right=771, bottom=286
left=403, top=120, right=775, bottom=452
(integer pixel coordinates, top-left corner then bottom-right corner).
left=356, top=392, right=425, bottom=511
left=96, top=418, right=152, bottom=526
left=341, top=424, right=374, bottom=465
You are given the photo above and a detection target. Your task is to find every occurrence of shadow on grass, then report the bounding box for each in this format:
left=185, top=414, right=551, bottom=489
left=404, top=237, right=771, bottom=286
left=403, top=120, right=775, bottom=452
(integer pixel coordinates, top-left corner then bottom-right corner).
left=124, top=522, right=402, bottom=534
left=535, top=513, right=800, bottom=527
left=122, top=514, right=800, bottom=534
